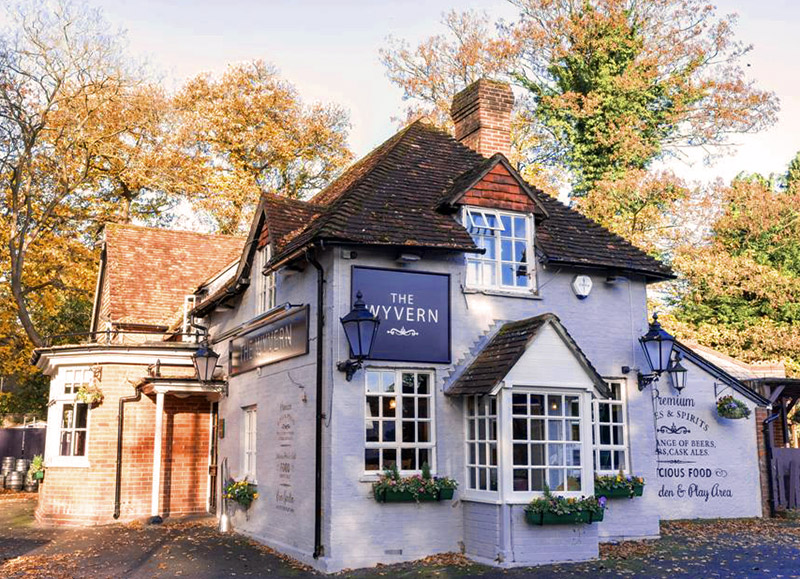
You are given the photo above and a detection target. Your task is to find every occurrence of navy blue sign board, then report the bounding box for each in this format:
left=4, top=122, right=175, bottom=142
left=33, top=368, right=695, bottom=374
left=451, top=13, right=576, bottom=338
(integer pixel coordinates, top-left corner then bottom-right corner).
left=229, top=306, right=309, bottom=376
left=351, top=267, right=450, bottom=363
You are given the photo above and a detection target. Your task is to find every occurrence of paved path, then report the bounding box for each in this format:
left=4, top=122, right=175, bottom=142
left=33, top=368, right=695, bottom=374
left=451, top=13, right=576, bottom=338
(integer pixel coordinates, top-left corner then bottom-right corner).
left=2, top=495, right=800, bottom=578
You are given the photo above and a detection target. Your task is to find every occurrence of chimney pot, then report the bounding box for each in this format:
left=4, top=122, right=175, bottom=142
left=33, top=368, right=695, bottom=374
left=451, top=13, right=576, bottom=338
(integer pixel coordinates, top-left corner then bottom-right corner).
left=450, top=79, right=514, bottom=158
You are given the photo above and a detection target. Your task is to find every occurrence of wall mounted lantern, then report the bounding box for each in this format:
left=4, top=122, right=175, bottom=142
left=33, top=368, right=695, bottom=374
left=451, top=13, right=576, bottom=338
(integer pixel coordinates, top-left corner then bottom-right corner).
left=668, top=352, right=688, bottom=394
left=338, top=291, right=380, bottom=381
left=622, top=312, right=678, bottom=391
left=192, top=340, right=220, bottom=383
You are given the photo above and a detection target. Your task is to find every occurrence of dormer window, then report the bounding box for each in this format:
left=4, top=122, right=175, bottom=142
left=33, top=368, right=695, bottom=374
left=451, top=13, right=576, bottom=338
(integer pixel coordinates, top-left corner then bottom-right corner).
left=255, top=246, right=276, bottom=314
left=464, top=207, right=535, bottom=292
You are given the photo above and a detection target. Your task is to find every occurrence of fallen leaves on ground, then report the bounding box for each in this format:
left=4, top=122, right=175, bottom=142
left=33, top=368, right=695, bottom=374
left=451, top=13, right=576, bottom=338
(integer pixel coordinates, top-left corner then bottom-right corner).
left=600, top=539, right=657, bottom=560
left=0, top=553, right=80, bottom=579
left=414, top=552, right=473, bottom=567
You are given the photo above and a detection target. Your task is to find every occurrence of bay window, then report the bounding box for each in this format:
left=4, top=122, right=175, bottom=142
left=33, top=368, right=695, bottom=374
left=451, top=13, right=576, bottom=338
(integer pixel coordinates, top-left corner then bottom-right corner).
left=464, top=207, right=534, bottom=292
left=465, top=395, right=498, bottom=492
left=364, top=369, right=435, bottom=474
left=592, top=380, right=629, bottom=474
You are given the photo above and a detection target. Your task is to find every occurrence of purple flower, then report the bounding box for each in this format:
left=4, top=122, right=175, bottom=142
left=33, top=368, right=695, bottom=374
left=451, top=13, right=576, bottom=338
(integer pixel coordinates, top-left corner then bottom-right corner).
left=598, top=496, right=607, bottom=508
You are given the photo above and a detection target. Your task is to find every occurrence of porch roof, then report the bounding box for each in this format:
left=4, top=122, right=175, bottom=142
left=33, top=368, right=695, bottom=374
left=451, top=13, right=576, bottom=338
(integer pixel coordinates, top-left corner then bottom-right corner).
left=445, top=313, right=611, bottom=398
left=138, top=376, right=227, bottom=400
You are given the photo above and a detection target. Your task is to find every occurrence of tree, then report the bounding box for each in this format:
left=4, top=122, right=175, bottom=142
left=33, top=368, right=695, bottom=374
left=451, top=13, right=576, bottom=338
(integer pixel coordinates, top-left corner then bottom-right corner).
left=668, top=171, right=800, bottom=376
left=0, top=0, right=144, bottom=348
left=380, top=10, right=517, bottom=128
left=381, top=1, right=779, bottom=195
left=174, top=61, right=353, bottom=234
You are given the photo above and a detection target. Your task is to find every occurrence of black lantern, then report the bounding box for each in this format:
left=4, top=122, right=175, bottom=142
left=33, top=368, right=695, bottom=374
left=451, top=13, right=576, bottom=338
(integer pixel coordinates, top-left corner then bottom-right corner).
left=193, top=340, right=220, bottom=383
left=668, top=353, right=688, bottom=394
left=337, top=291, right=380, bottom=381
left=636, top=312, right=677, bottom=391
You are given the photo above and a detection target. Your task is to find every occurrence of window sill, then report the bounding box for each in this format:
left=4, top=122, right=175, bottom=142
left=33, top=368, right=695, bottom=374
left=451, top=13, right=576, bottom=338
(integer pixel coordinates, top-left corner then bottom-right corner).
left=359, top=472, right=440, bottom=483
left=463, top=288, right=541, bottom=300
left=45, top=457, right=90, bottom=469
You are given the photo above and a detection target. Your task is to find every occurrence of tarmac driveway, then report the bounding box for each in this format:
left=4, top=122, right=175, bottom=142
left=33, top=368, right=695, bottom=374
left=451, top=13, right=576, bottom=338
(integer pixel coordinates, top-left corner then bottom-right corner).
left=2, top=493, right=800, bottom=578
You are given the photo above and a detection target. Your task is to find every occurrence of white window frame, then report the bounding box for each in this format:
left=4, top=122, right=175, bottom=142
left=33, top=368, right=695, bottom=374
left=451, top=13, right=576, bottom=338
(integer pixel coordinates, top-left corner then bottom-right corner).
left=592, top=379, right=630, bottom=475
left=255, top=246, right=276, bottom=315
left=464, top=395, right=499, bottom=498
left=45, top=367, right=93, bottom=467
left=364, top=368, right=436, bottom=476
left=243, top=406, right=257, bottom=482
left=463, top=206, right=536, bottom=293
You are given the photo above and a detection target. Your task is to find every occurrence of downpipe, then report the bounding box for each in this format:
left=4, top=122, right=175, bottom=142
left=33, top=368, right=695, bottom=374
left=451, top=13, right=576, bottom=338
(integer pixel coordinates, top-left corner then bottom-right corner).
left=306, top=246, right=326, bottom=559
left=113, top=386, right=142, bottom=519
left=763, top=411, right=781, bottom=518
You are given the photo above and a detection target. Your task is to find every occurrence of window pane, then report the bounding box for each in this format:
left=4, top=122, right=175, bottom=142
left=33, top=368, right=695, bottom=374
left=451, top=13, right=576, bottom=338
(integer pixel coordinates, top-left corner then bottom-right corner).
left=366, top=422, right=379, bottom=442
left=529, top=395, right=544, bottom=415
left=548, top=444, right=564, bottom=466
left=419, top=448, right=430, bottom=469
left=567, top=470, right=582, bottom=491
left=501, top=215, right=512, bottom=234
left=512, top=418, right=527, bottom=440
left=530, top=443, right=545, bottom=466
left=568, top=420, right=581, bottom=441
left=530, top=419, right=545, bottom=440
left=512, top=394, right=527, bottom=415
left=489, top=468, right=498, bottom=491
left=501, top=239, right=512, bottom=261
left=418, top=397, right=429, bottom=418
left=402, top=373, right=414, bottom=394
left=401, top=448, right=416, bottom=471
left=514, top=216, right=526, bottom=237
left=366, top=372, right=381, bottom=393
left=383, top=373, right=396, bottom=393
left=599, top=450, right=612, bottom=471
left=513, top=443, right=528, bottom=466
left=599, top=404, right=610, bottom=423
left=531, top=469, right=544, bottom=491
left=547, top=396, right=562, bottom=416
left=383, top=449, right=396, bottom=469
left=547, top=420, right=563, bottom=441
left=489, top=443, right=497, bottom=466
left=366, top=397, right=379, bottom=418
left=402, top=421, right=415, bottom=443
left=612, top=404, right=623, bottom=423
left=468, top=419, right=475, bottom=440
left=59, top=432, right=72, bottom=456
left=549, top=469, right=565, bottom=492
left=417, top=422, right=429, bottom=443
left=501, top=264, right=514, bottom=286
left=614, top=450, right=626, bottom=470
left=384, top=397, right=397, bottom=418
left=401, top=397, right=413, bottom=418
left=613, top=425, right=624, bottom=445
left=513, top=469, right=528, bottom=491
left=417, top=373, right=429, bottom=394
left=61, top=405, right=74, bottom=429
left=383, top=421, right=396, bottom=442
left=514, top=241, right=527, bottom=262
left=566, top=444, right=581, bottom=466
left=566, top=396, right=580, bottom=417
left=600, top=425, right=611, bottom=445
left=478, top=419, right=486, bottom=440
left=467, top=396, right=475, bottom=416
left=74, top=431, right=86, bottom=456
left=469, top=467, right=476, bottom=489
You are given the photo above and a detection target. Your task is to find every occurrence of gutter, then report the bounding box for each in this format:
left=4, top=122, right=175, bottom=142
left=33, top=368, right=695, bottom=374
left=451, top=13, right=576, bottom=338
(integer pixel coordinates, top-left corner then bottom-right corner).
left=113, top=385, right=143, bottom=519
left=305, top=245, right=326, bottom=560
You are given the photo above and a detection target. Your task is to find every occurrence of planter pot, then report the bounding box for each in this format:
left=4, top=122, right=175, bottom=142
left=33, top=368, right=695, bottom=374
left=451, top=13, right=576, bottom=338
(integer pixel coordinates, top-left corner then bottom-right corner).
left=596, top=486, right=633, bottom=499
left=525, top=510, right=592, bottom=526
left=373, top=488, right=439, bottom=503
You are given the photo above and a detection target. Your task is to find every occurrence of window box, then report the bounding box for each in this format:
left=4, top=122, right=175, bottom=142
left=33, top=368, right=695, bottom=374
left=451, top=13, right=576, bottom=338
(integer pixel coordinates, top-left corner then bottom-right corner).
left=373, top=488, right=439, bottom=503
left=439, top=488, right=455, bottom=501
left=525, top=510, right=593, bottom=526
left=633, top=483, right=644, bottom=497
left=595, top=474, right=645, bottom=499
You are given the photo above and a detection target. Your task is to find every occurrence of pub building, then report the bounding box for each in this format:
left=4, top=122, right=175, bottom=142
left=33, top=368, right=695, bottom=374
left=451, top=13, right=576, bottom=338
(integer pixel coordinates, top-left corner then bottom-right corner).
left=32, top=80, right=785, bottom=572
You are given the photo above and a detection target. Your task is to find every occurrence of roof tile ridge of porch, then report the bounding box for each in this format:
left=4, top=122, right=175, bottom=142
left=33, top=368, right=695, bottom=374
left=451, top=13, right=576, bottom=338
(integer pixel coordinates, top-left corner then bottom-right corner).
left=442, top=318, right=512, bottom=391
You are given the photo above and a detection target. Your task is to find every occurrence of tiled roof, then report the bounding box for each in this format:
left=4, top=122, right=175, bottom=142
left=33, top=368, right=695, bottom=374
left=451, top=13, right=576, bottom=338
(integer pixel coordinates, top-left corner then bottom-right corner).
left=681, top=342, right=785, bottom=381
left=260, top=194, right=323, bottom=252
left=263, top=121, right=671, bottom=280
left=102, top=224, right=245, bottom=327
left=447, top=313, right=610, bottom=397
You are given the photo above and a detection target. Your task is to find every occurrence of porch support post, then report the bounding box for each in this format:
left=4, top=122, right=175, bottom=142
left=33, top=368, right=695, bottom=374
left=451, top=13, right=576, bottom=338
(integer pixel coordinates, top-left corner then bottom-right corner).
left=150, top=391, right=165, bottom=524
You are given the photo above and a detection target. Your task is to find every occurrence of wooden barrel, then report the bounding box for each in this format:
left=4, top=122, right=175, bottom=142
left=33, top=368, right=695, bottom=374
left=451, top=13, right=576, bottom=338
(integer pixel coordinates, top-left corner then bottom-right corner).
left=1, top=456, right=15, bottom=471
left=6, top=471, right=23, bottom=491
left=15, top=458, right=30, bottom=473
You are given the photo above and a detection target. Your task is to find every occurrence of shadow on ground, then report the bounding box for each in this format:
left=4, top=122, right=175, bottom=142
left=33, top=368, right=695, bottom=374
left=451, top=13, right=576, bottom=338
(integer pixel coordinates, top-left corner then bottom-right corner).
left=2, top=496, right=800, bottom=578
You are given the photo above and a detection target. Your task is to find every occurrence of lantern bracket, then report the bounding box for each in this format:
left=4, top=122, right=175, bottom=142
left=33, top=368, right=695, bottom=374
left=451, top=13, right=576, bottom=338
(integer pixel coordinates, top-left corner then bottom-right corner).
left=337, top=359, right=363, bottom=382
left=620, top=365, right=662, bottom=391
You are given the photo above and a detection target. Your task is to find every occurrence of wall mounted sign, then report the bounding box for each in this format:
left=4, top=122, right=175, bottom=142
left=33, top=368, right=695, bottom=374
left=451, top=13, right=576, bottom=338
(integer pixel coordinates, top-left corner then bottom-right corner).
left=351, top=267, right=450, bottom=364
left=229, top=306, right=309, bottom=376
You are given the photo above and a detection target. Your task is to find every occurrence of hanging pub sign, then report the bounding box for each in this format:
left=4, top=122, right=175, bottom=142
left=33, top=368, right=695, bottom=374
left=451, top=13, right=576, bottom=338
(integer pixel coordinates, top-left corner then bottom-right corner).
left=229, top=306, right=309, bottom=376
left=352, top=267, right=450, bottom=364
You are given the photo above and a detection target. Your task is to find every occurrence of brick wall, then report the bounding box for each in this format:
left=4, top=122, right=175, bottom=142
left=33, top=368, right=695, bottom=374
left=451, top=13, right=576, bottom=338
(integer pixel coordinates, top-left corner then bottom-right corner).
left=36, top=363, right=212, bottom=526
left=451, top=79, right=514, bottom=159
left=461, top=164, right=537, bottom=213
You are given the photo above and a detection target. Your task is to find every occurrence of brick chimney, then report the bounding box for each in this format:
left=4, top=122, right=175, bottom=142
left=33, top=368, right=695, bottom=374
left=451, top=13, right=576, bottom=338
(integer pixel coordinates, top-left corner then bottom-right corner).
left=450, top=79, right=514, bottom=158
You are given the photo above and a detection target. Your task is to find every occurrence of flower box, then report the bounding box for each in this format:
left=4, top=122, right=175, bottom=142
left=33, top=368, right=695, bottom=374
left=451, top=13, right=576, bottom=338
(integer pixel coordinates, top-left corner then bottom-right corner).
left=439, top=488, right=455, bottom=501
left=373, top=488, right=438, bottom=503
left=597, top=486, right=633, bottom=499
left=633, top=483, right=644, bottom=497
left=525, top=510, right=593, bottom=526
left=591, top=508, right=605, bottom=523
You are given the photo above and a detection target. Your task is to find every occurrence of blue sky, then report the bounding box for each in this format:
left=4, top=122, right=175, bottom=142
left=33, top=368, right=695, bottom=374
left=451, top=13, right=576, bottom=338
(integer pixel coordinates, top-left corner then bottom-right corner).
left=71, top=0, right=800, bottom=185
